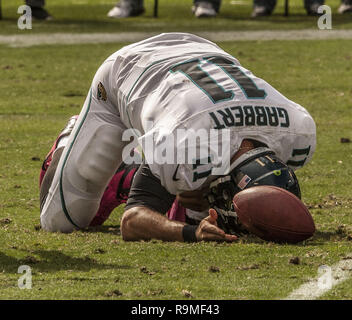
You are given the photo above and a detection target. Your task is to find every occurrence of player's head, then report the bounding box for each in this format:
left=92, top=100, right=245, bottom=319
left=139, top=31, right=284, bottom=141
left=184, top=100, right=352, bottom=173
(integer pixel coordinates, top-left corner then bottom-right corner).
left=207, top=147, right=301, bottom=211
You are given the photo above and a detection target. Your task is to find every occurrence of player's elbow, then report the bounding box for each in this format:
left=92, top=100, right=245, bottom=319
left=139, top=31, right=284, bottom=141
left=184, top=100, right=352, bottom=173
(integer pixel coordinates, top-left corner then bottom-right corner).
left=121, top=207, right=140, bottom=241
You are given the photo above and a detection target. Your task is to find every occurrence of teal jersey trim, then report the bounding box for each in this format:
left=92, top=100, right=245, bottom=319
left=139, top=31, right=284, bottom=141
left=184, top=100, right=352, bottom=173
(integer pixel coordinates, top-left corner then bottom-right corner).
left=59, top=89, right=92, bottom=229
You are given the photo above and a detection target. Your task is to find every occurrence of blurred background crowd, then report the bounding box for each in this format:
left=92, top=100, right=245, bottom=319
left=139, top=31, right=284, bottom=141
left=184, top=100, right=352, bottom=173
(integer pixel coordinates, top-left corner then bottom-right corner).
left=25, top=0, right=352, bottom=20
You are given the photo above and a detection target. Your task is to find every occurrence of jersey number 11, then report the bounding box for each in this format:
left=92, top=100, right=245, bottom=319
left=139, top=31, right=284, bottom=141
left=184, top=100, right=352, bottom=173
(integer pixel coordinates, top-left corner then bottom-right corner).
left=170, top=56, right=267, bottom=103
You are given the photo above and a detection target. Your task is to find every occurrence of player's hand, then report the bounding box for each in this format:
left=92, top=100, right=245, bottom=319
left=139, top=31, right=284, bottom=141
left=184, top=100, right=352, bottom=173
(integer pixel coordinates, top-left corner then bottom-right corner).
left=177, top=188, right=210, bottom=212
left=196, top=208, right=238, bottom=242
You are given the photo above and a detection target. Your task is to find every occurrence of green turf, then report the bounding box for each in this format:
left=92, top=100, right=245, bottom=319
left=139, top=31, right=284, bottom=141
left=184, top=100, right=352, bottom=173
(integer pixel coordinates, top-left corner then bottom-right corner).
left=1, top=0, right=352, bottom=35
left=0, top=38, right=351, bottom=299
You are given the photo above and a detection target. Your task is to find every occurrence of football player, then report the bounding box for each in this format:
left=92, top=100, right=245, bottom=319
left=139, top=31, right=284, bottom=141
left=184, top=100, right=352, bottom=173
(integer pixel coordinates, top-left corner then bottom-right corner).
left=40, top=33, right=316, bottom=243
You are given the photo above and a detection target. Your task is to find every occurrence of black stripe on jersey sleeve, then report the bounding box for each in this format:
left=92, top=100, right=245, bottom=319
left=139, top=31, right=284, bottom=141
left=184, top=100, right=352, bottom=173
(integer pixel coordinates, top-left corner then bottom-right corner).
left=125, top=164, right=175, bottom=214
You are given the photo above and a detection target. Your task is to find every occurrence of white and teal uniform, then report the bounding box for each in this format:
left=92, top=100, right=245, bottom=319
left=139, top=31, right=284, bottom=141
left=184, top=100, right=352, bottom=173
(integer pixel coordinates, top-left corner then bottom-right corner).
left=40, top=33, right=316, bottom=232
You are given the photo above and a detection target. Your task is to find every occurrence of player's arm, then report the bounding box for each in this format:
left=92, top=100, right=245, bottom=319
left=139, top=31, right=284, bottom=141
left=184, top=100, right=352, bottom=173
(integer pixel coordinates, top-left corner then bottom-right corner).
left=121, top=206, right=185, bottom=241
left=121, top=206, right=237, bottom=242
left=120, top=164, right=237, bottom=242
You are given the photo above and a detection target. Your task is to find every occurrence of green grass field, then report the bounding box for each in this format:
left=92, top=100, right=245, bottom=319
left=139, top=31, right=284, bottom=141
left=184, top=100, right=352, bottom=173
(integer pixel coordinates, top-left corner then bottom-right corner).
left=0, top=0, right=352, bottom=300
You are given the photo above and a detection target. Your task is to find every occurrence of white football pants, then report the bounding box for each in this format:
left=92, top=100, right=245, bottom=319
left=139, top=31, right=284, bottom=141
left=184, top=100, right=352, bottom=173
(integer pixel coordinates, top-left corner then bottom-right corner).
left=40, top=61, right=128, bottom=232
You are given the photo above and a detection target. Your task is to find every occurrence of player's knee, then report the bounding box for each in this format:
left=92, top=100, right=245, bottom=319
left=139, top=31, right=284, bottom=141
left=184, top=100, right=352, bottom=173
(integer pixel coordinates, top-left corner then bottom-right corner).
left=40, top=194, right=100, bottom=233
left=40, top=208, right=76, bottom=233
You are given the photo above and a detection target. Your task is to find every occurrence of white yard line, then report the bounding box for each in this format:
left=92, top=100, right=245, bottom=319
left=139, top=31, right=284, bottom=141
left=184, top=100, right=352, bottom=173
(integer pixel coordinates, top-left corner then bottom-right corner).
left=285, top=256, right=352, bottom=300
left=0, top=29, right=352, bottom=47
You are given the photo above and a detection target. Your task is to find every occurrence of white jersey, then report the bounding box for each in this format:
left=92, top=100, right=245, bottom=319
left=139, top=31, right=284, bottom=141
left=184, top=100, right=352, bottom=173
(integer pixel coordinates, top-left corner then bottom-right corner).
left=103, top=33, right=316, bottom=195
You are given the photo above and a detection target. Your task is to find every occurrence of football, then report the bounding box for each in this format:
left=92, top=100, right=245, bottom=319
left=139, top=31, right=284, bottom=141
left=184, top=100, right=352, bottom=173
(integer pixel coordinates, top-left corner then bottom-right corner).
left=233, top=185, right=315, bottom=243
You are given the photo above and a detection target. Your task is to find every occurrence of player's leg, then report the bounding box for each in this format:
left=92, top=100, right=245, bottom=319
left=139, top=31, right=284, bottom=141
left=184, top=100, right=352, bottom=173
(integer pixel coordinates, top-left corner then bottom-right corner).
left=338, top=0, right=352, bottom=13
left=39, top=114, right=141, bottom=228
left=40, top=61, right=128, bottom=233
left=304, top=0, right=324, bottom=15
left=107, top=0, right=145, bottom=18
left=90, top=162, right=139, bottom=226
left=40, top=147, right=64, bottom=213
left=25, top=0, right=52, bottom=20
left=40, top=146, right=139, bottom=228
left=192, top=1, right=219, bottom=18
left=39, top=115, right=78, bottom=188
left=251, top=0, right=277, bottom=17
